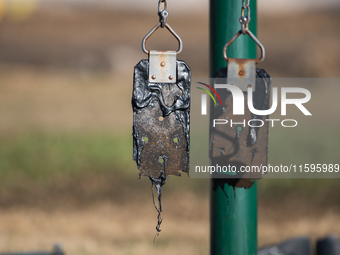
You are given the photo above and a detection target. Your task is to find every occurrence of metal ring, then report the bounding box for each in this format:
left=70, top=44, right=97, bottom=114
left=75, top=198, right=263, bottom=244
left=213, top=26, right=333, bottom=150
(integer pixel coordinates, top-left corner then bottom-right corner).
left=158, top=0, right=167, bottom=12
left=223, top=29, right=265, bottom=63
left=141, top=23, right=183, bottom=54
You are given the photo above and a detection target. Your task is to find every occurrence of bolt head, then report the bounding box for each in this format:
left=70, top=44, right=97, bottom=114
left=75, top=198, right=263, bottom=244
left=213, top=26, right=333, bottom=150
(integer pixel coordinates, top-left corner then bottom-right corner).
left=239, top=16, right=248, bottom=24
left=162, top=10, right=169, bottom=17
left=151, top=75, right=156, bottom=80
left=169, top=75, right=173, bottom=80
left=160, top=62, right=165, bottom=67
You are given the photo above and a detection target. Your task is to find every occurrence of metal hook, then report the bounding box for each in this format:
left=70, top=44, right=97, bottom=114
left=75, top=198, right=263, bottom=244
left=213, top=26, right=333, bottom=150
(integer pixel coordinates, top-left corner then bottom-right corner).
left=239, top=16, right=248, bottom=35
left=158, top=0, right=168, bottom=27
left=223, top=29, right=265, bottom=63
left=159, top=10, right=169, bottom=28
left=141, top=22, right=183, bottom=54
left=240, top=0, right=250, bottom=35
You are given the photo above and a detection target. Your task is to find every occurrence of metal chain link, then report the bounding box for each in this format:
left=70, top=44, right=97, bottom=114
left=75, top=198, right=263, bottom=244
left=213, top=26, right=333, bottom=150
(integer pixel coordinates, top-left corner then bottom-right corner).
left=240, top=0, right=250, bottom=34
left=158, top=0, right=168, bottom=28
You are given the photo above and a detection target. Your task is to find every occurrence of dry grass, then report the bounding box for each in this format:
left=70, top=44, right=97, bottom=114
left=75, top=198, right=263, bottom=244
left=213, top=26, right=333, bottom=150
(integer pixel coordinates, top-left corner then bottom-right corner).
left=0, top=7, right=340, bottom=77
left=0, top=196, right=209, bottom=255
left=0, top=65, right=132, bottom=134
left=0, top=193, right=339, bottom=255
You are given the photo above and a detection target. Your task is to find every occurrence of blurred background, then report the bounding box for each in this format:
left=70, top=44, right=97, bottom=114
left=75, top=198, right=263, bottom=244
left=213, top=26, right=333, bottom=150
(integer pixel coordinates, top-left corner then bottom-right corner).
left=0, top=0, right=340, bottom=254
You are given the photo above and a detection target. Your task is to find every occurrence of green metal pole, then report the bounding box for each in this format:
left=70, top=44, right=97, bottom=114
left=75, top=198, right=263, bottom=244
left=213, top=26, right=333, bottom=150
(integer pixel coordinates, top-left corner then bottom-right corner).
left=210, top=1, right=258, bottom=255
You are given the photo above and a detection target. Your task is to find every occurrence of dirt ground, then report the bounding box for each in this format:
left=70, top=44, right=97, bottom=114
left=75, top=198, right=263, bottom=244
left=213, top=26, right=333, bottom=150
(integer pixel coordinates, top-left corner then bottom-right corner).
left=0, top=193, right=339, bottom=255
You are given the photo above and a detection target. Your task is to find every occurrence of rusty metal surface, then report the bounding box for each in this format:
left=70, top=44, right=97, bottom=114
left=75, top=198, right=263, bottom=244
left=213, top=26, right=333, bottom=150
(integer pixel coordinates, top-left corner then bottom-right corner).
left=210, top=67, right=271, bottom=188
left=227, top=58, right=256, bottom=91
left=148, top=50, right=177, bottom=84
left=132, top=59, right=191, bottom=178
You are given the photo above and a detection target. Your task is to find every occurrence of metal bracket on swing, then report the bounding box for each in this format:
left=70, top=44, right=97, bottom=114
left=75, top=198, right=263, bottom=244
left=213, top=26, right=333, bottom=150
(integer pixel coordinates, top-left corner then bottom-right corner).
left=210, top=0, right=271, bottom=188
left=141, top=0, right=183, bottom=84
left=133, top=0, right=190, bottom=179
left=133, top=0, right=191, bottom=233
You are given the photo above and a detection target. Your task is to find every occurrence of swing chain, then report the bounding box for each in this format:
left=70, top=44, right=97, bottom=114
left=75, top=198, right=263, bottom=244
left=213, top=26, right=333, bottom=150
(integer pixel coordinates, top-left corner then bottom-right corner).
left=240, top=0, right=250, bottom=35
left=158, top=0, right=168, bottom=28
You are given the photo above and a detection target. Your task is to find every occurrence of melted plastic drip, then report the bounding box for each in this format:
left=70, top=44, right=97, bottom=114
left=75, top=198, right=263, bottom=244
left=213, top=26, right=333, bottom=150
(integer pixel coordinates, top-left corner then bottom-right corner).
left=251, top=148, right=258, bottom=164
left=132, top=59, right=191, bottom=173
left=132, top=59, right=191, bottom=238
left=236, top=129, right=241, bottom=140
left=248, top=69, right=271, bottom=146
left=150, top=172, right=167, bottom=240
left=213, top=179, right=236, bottom=219
left=132, top=122, right=144, bottom=168
left=212, top=67, right=271, bottom=148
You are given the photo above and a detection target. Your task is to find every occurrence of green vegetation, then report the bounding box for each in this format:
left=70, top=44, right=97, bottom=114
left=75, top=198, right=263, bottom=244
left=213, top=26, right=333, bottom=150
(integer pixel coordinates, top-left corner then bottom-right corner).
left=0, top=132, right=133, bottom=181
left=0, top=125, right=339, bottom=207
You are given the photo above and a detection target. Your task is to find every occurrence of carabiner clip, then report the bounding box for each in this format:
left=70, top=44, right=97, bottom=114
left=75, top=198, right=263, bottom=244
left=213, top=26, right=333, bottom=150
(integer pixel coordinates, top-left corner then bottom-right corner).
left=158, top=0, right=168, bottom=28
